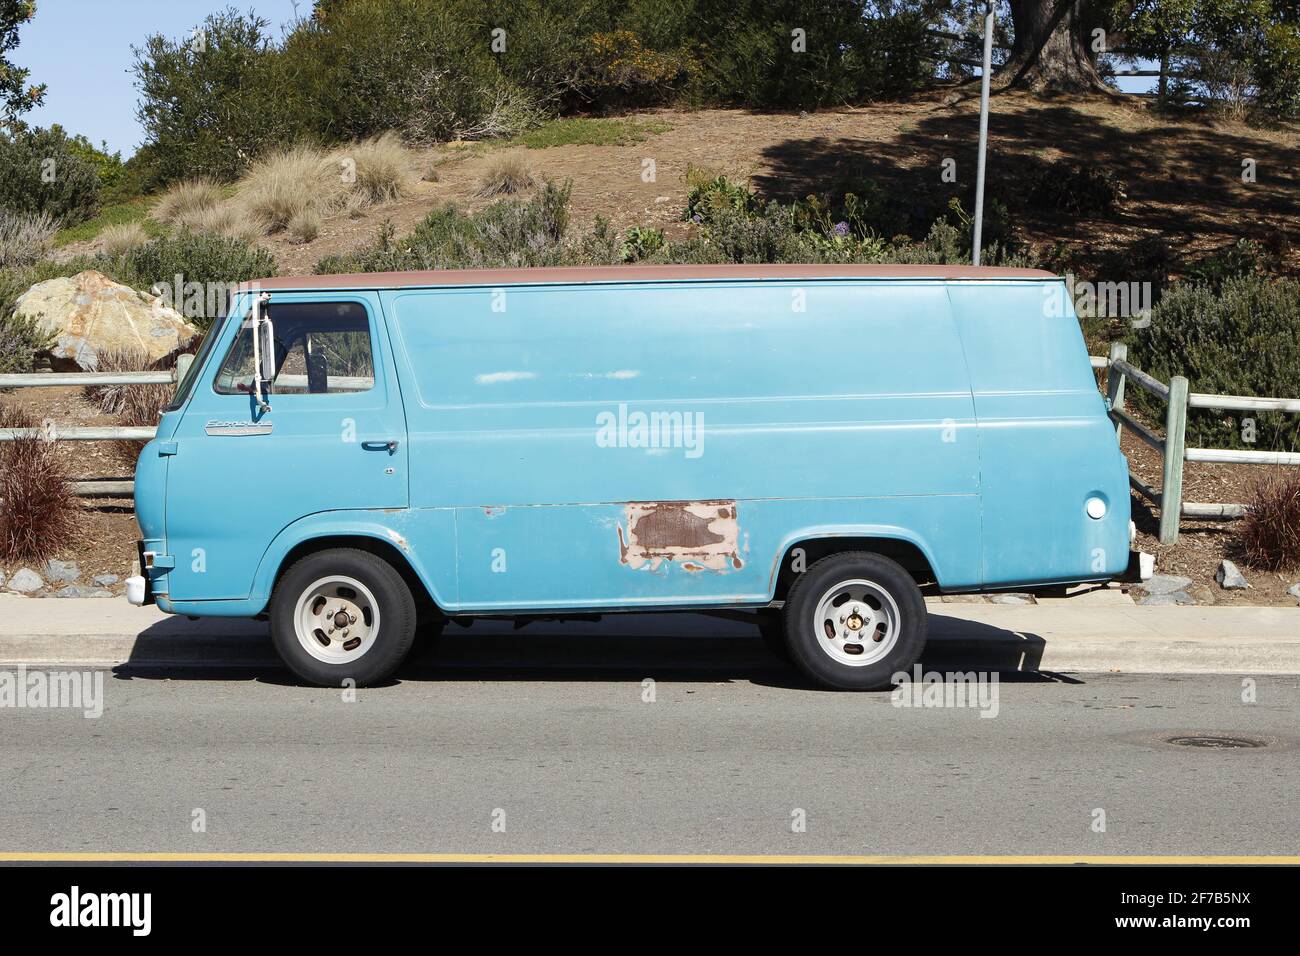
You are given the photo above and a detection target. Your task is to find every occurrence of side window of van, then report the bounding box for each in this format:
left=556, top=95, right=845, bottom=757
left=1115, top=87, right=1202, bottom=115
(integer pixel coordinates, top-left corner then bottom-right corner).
left=214, top=301, right=375, bottom=395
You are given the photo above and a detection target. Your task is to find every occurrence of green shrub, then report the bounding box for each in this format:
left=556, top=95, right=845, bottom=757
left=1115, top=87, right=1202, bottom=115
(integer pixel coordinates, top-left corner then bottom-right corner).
left=319, top=172, right=1032, bottom=277
left=0, top=279, right=53, bottom=374
left=1131, top=275, right=1300, bottom=450
left=689, top=202, right=835, bottom=263
left=1184, top=239, right=1278, bottom=289
left=132, top=9, right=306, bottom=184
left=684, top=173, right=760, bottom=224
left=0, top=266, right=54, bottom=369
left=320, top=180, right=574, bottom=273
left=686, top=0, right=933, bottom=108
left=62, top=130, right=125, bottom=195
left=113, top=233, right=278, bottom=331
left=284, top=0, right=529, bottom=143
left=621, top=226, right=666, bottom=262
left=566, top=29, right=697, bottom=107
left=886, top=217, right=1032, bottom=268
left=1025, top=161, right=1126, bottom=217
left=1098, top=234, right=1179, bottom=302
left=0, top=126, right=102, bottom=224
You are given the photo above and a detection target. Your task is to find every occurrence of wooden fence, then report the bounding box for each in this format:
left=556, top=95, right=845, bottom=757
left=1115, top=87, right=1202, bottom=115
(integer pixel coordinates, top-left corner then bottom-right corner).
left=0, top=356, right=191, bottom=498
left=4, top=350, right=1297, bottom=541
left=1099, top=343, right=1300, bottom=544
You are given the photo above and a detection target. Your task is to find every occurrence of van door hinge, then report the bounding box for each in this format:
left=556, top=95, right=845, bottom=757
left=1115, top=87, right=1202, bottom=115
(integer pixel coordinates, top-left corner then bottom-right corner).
left=157, top=441, right=178, bottom=456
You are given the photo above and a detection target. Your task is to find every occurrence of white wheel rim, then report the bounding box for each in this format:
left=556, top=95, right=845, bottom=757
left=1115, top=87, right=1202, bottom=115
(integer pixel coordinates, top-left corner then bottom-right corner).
left=293, top=575, right=381, bottom=665
left=810, top=578, right=901, bottom=667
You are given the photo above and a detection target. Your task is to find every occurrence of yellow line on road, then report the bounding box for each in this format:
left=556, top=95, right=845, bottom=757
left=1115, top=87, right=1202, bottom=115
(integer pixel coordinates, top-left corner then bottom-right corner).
left=1, top=852, right=1297, bottom=865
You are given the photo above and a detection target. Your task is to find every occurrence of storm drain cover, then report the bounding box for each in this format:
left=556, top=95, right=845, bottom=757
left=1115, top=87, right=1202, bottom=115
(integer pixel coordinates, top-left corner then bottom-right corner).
left=1165, top=734, right=1266, bottom=750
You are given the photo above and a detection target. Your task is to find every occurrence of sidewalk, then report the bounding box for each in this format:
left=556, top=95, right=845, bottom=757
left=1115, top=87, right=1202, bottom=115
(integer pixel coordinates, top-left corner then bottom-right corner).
left=0, top=595, right=1297, bottom=674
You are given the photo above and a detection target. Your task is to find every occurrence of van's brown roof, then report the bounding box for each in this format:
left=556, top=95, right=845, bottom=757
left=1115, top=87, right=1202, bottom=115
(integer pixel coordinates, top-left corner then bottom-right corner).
left=237, top=263, right=1056, bottom=293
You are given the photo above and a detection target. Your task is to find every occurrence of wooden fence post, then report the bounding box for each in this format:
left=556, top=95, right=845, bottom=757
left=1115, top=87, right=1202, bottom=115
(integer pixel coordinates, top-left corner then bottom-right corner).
left=1160, top=375, right=1190, bottom=544
left=1106, top=341, right=1127, bottom=441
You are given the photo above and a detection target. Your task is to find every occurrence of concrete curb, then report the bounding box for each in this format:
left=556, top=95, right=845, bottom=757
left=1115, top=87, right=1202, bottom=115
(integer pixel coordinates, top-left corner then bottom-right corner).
left=1, top=597, right=1298, bottom=674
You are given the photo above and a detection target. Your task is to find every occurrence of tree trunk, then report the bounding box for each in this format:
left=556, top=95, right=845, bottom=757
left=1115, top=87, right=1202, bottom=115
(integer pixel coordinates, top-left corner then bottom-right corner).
left=1000, top=0, right=1111, bottom=92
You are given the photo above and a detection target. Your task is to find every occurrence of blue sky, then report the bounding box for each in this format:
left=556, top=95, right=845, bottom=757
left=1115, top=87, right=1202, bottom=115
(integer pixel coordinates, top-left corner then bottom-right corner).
left=13, top=1, right=302, bottom=156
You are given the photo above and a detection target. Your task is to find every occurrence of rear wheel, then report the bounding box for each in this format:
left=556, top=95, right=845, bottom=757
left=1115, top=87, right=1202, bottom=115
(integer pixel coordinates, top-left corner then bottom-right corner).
left=270, top=548, right=417, bottom=686
left=783, top=551, right=926, bottom=690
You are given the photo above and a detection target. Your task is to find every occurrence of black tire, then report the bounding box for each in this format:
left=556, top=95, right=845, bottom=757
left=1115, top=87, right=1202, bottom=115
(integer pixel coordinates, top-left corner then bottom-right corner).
left=270, top=548, right=417, bottom=687
left=783, top=551, right=926, bottom=690
left=756, top=609, right=791, bottom=662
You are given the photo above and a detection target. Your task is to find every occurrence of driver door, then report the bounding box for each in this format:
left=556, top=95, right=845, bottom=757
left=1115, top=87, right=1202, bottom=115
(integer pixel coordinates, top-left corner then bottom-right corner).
left=164, top=292, right=408, bottom=602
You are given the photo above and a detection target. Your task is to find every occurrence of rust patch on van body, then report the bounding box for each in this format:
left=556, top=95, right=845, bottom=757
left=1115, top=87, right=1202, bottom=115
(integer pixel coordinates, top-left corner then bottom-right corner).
left=617, top=501, right=742, bottom=572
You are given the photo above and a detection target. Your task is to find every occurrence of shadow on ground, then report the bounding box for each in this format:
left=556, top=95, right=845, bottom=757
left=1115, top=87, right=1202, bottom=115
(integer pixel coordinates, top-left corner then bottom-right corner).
left=753, top=99, right=1299, bottom=264
left=111, top=612, right=1076, bottom=689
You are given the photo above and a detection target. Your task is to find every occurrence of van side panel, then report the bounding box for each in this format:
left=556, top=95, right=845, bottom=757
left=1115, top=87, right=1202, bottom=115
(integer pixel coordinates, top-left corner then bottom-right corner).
left=385, top=279, right=983, bottom=611
left=946, top=281, right=1130, bottom=587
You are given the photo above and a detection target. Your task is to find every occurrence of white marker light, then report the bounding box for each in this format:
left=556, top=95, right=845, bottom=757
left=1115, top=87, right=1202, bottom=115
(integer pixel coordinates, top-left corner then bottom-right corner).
left=1086, top=497, right=1107, bottom=519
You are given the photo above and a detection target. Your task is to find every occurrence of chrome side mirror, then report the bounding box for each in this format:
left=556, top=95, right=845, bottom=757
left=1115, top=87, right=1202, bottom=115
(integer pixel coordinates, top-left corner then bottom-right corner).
left=251, top=292, right=273, bottom=413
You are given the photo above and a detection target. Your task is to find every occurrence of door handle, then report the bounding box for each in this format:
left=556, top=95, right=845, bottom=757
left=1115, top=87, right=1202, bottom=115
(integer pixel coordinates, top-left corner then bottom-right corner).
left=362, top=439, right=400, bottom=454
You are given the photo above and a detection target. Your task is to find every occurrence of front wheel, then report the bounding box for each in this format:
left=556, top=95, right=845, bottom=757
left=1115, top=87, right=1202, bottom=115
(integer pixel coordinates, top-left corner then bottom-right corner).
left=270, top=548, right=417, bottom=687
left=783, top=551, right=927, bottom=690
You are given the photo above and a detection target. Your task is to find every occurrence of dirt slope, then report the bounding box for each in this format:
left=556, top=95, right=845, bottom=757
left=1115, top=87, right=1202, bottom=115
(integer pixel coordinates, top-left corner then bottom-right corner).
left=258, top=92, right=1300, bottom=276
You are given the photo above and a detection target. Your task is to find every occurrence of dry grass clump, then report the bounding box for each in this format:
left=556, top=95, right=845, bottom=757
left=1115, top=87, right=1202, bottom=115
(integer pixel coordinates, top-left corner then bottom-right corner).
left=110, top=379, right=174, bottom=468
left=287, top=208, right=321, bottom=243
left=99, top=221, right=150, bottom=256
left=1237, top=471, right=1300, bottom=572
left=474, top=154, right=536, bottom=198
left=339, top=131, right=413, bottom=204
left=0, top=404, right=79, bottom=563
left=232, top=135, right=417, bottom=237
left=236, top=143, right=347, bottom=233
left=150, top=178, right=224, bottom=229
left=82, top=347, right=152, bottom=413
left=149, top=137, right=416, bottom=243
left=0, top=208, right=57, bottom=268
left=184, top=202, right=265, bottom=243
left=81, top=346, right=198, bottom=465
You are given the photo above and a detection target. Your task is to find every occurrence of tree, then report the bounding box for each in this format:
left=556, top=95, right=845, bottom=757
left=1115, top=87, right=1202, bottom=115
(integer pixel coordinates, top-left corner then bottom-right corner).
left=132, top=8, right=302, bottom=182
left=1119, top=0, right=1300, bottom=117
left=0, top=0, right=44, bottom=128
left=998, top=0, right=1112, bottom=91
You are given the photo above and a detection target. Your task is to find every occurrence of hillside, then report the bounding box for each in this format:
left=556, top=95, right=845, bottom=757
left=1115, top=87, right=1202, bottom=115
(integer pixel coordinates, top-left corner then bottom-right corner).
left=64, top=92, right=1300, bottom=278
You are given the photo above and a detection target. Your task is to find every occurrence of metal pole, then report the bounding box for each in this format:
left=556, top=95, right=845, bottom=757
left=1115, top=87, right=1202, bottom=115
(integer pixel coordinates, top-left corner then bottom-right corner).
left=972, top=0, right=995, bottom=266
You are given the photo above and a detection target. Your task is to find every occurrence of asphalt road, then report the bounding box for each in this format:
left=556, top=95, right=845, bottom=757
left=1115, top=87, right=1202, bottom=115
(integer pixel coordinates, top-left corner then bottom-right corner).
left=1, top=639, right=1296, bottom=856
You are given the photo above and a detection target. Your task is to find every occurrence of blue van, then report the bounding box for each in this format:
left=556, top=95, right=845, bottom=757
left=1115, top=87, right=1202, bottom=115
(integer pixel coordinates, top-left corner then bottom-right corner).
left=128, top=264, right=1139, bottom=689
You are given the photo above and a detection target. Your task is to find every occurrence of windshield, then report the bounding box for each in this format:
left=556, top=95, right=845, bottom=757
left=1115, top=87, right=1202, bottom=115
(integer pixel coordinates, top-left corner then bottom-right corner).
left=163, top=308, right=232, bottom=413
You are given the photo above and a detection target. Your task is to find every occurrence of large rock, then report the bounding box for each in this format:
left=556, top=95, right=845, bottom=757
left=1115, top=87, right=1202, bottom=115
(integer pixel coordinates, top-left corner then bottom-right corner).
left=6, top=568, right=43, bottom=593
left=1139, top=574, right=1192, bottom=596
left=42, top=558, right=80, bottom=583
left=12, top=270, right=199, bottom=370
